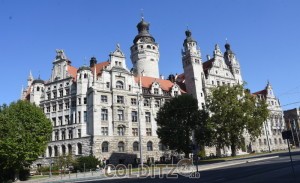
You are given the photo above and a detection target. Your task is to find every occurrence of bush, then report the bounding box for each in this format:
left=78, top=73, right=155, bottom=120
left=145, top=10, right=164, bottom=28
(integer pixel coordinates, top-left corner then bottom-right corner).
left=73, top=155, right=100, bottom=172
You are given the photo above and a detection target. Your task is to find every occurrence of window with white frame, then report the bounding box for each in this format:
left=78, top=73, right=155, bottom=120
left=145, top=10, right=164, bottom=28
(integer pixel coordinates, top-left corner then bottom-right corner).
left=117, top=125, right=125, bottom=136
left=117, top=110, right=124, bottom=121
left=101, top=109, right=108, bottom=121
left=145, top=112, right=151, bottom=122
left=117, top=96, right=124, bottom=104
left=101, top=95, right=108, bottom=103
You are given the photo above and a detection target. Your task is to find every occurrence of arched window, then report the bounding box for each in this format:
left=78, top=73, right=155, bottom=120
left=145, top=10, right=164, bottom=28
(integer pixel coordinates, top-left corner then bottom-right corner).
left=147, top=45, right=151, bottom=49
left=279, top=138, right=282, bottom=144
left=84, top=73, right=87, bottom=78
left=274, top=138, right=277, bottom=145
left=118, top=141, right=125, bottom=152
left=152, top=46, right=155, bottom=50
left=116, top=81, right=124, bottom=89
left=117, top=125, right=125, bottom=136
left=77, top=143, right=82, bottom=155
left=62, top=145, right=66, bottom=155
left=102, top=141, right=109, bottom=152
left=54, top=146, right=58, bottom=157
left=48, top=146, right=52, bottom=157
left=147, top=141, right=153, bottom=151
left=37, top=87, right=40, bottom=91
left=68, top=144, right=72, bottom=155
left=133, top=142, right=139, bottom=151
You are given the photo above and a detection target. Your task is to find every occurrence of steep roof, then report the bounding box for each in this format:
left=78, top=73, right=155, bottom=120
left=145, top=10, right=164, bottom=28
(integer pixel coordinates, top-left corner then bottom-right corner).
left=252, top=89, right=267, bottom=99
left=91, top=61, right=110, bottom=77
left=67, top=65, right=78, bottom=80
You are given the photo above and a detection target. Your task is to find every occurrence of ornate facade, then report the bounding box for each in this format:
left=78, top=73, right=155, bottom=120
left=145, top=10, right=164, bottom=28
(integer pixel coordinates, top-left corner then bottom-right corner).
left=21, top=18, right=286, bottom=165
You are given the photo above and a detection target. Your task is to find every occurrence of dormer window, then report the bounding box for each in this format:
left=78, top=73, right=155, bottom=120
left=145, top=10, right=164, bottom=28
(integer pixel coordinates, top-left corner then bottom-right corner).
left=154, top=88, right=159, bottom=95
left=116, top=81, right=124, bottom=89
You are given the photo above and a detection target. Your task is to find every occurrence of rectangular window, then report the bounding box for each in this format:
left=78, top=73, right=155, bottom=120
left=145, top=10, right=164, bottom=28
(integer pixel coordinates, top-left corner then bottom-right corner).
left=61, top=131, right=65, bottom=140
left=78, top=129, right=81, bottom=138
left=78, top=98, right=81, bottom=105
left=131, top=98, right=137, bottom=105
left=52, top=104, right=56, bottom=112
left=65, top=115, right=70, bottom=124
left=174, top=91, right=178, bottom=96
left=145, top=112, right=151, bottom=122
left=68, top=130, right=73, bottom=139
left=53, top=91, right=57, bottom=99
left=101, top=109, right=108, bottom=121
left=129, top=85, right=131, bottom=91
left=46, top=106, right=50, bottom=113
left=101, top=127, right=108, bottom=136
left=65, top=101, right=69, bottom=109
left=78, top=111, right=81, bottom=123
left=154, top=88, right=159, bottom=95
left=117, top=110, right=124, bottom=121
left=132, top=128, right=138, bottom=136
left=117, top=96, right=124, bottom=104
left=106, top=82, right=110, bottom=88
left=131, top=111, right=138, bottom=122
left=47, top=93, right=51, bottom=100
left=217, top=81, right=220, bottom=86
left=146, top=128, right=152, bottom=136
left=101, top=95, right=108, bottom=103
left=59, top=90, right=63, bottom=97
left=84, top=111, right=87, bottom=122
left=70, top=114, right=73, bottom=124
left=59, top=116, right=63, bottom=126
left=84, top=97, right=87, bottom=104
left=65, top=89, right=70, bottom=95
left=58, top=103, right=63, bottom=111
left=144, top=98, right=150, bottom=107
left=155, top=100, right=160, bottom=107
left=55, top=131, right=59, bottom=141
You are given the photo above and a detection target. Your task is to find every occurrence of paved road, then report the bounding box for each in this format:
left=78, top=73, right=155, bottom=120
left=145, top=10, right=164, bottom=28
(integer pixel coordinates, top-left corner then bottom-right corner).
left=77, top=151, right=300, bottom=183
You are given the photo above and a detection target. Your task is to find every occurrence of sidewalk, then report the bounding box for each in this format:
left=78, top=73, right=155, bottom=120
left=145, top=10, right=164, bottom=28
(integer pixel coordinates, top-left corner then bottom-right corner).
left=25, top=153, right=286, bottom=183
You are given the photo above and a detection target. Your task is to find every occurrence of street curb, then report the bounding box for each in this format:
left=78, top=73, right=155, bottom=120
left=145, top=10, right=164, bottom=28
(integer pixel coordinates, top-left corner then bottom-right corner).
left=200, top=156, right=279, bottom=171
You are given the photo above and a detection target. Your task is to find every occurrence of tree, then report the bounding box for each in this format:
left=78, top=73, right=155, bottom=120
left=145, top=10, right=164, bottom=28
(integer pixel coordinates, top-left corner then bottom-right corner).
left=156, top=94, right=210, bottom=158
left=206, top=84, right=269, bottom=156
left=0, top=100, right=52, bottom=181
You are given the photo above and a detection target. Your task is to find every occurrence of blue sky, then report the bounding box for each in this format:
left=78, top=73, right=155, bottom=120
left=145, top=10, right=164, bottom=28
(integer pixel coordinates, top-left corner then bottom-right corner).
left=0, top=0, right=300, bottom=110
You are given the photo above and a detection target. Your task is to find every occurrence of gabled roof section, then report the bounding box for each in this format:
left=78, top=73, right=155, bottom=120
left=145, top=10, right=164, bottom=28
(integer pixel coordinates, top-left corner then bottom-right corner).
left=91, top=61, right=110, bottom=77
left=252, top=89, right=267, bottom=97
left=67, top=65, right=78, bottom=80
left=135, top=76, right=186, bottom=93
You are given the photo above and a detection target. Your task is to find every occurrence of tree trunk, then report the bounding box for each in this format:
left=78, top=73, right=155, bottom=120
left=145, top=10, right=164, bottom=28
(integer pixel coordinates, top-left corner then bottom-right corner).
left=231, top=144, right=237, bottom=157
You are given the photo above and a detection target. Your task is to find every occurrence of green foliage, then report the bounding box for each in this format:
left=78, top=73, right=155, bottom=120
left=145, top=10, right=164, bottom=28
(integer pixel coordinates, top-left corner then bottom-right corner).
left=156, top=94, right=210, bottom=157
left=73, top=155, right=100, bottom=172
left=206, top=84, right=269, bottom=156
left=0, top=100, right=52, bottom=181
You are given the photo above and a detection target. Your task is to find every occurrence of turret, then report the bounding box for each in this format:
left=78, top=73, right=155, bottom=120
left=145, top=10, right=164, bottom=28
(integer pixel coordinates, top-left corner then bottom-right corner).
left=130, top=18, right=160, bottom=78
left=182, top=29, right=205, bottom=109
left=224, top=42, right=243, bottom=84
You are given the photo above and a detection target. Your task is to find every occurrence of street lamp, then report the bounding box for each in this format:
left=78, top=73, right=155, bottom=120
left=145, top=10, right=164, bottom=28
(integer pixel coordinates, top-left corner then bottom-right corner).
left=264, top=121, right=271, bottom=152
left=137, top=91, right=143, bottom=168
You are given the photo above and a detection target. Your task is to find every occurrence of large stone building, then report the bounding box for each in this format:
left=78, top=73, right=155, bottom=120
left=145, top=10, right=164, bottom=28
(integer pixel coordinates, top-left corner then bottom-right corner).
left=22, top=18, right=286, bottom=165
left=283, top=108, right=300, bottom=147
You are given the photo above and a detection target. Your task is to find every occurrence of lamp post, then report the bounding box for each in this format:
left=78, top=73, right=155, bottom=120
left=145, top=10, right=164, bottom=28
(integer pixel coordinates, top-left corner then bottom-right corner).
left=264, top=121, right=271, bottom=152
left=137, top=91, right=143, bottom=168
